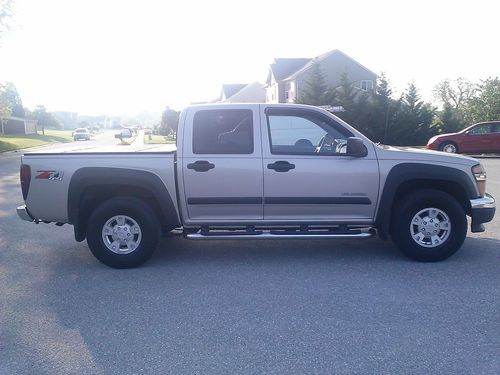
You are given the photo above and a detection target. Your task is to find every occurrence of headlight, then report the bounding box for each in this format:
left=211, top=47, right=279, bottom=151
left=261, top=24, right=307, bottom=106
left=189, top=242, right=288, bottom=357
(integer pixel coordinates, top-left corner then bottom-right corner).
left=472, top=164, right=486, bottom=197
left=427, top=136, right=438, bottom=144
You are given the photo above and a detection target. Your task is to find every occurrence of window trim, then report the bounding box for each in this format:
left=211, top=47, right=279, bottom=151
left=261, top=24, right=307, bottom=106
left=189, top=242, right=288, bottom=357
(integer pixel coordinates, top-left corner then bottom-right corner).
left=360, top=80, right=374, bottom=91
left=469, top=124, right=493, bottom=135
left=192, top=109, right=254, bottom=155
left=264, top=107, right=354, bottom=156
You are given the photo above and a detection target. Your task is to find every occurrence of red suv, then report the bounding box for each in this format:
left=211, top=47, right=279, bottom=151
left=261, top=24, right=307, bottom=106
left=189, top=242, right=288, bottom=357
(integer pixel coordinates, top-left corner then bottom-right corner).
left=426, top=121, right=500, bottom=154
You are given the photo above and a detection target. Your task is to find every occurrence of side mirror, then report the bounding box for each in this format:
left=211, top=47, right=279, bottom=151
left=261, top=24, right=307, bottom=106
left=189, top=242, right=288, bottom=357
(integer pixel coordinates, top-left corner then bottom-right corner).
left=346, top=137, right=368, bottom=157
left=464, top=130, right=471, bottom=135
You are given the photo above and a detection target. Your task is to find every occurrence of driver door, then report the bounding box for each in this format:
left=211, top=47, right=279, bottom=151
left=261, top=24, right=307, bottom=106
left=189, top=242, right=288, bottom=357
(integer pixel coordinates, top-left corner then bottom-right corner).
left=261, top=107, right=379, bottom=222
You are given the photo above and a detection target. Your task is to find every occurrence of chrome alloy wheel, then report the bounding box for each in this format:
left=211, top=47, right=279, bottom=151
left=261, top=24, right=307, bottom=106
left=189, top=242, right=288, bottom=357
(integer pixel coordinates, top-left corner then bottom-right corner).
left=101, top=215, right=142, bottom=254
left=442, top=143, right=457, bottom=153
left=410, top=208, right=451, bottom=248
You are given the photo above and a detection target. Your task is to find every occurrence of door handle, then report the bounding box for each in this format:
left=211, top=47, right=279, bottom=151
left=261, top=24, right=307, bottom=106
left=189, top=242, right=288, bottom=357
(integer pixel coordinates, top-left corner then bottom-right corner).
left=267, top=161, right=295, bottom=172
left=187, top=160, right=215, bottom=172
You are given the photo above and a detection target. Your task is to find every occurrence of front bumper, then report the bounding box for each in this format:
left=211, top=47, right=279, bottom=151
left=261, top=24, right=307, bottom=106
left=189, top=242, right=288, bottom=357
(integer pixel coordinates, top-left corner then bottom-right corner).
left=425, top=143, right=439, bottom=150
left=469, top=193, right=495, bottom=232
left=17, top=205, right=34, bottom=222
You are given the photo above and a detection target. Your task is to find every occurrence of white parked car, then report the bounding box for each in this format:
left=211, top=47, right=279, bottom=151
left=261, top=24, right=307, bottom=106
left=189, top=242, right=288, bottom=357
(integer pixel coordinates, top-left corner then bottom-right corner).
left=73, top=128, right=91, bottom=141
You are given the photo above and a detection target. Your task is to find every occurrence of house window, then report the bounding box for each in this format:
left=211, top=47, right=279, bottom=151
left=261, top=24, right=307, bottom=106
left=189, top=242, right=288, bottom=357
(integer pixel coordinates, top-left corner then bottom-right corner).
left=193, top=109, right=253, bottom=154
left=360, top=80, right=374, bottom=91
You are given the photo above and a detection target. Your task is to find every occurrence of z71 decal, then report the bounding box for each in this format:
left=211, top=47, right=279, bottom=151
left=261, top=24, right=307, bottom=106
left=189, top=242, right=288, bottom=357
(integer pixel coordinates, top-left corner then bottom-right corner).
left=36, top=170, right=64, bottom=181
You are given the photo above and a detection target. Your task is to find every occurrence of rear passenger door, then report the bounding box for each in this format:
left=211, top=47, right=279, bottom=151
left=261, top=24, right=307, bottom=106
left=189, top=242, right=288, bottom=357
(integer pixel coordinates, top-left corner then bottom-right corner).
left=488, top=123, right=500, bottom=152
left=181, top=106, right=264, bottom=223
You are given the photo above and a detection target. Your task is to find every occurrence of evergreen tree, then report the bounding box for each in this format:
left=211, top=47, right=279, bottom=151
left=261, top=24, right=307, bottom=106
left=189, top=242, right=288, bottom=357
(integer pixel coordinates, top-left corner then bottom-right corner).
left=334, top=73, right=357, bottom=123
left=435, top=104, right=466, bottom=134
left=296, top=61, right=335, bottom=105
left=374, top=73, right=394, bottom=143
left=390, top=83, right=435, bottom=145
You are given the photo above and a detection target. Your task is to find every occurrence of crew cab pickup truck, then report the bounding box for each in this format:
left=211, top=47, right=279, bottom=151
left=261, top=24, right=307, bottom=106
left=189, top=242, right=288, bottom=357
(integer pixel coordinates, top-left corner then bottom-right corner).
left=17, top=104, right=496, bottom=268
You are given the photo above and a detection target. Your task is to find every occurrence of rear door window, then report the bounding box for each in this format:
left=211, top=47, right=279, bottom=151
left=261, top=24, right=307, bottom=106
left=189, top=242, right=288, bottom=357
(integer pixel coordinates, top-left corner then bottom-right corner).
left=192, top=110, right=253, bottom=154
left=470, top=124, right=492, bottom=134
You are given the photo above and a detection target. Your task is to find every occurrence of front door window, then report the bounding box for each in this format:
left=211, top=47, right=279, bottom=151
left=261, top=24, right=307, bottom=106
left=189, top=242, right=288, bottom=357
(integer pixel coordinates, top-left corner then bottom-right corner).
left=267, top=112, right=351, bottom=156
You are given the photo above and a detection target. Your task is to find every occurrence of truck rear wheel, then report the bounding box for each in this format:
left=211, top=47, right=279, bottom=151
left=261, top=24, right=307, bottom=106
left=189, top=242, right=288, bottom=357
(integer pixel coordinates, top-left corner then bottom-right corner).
left=86, top=197, right=161, bottom=268
left=390, top=189, right=467, bottom=262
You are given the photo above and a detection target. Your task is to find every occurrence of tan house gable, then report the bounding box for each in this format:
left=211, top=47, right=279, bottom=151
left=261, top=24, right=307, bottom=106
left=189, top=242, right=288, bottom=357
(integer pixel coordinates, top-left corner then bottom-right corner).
left=265, top=49, right=378, bottom=103
left=218, top=82, right=265, bottom=103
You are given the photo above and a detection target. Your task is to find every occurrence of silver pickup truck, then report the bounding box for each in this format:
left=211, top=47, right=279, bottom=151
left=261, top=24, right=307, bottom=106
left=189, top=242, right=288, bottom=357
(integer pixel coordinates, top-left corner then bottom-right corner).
left=17, top=104, right=496, bottom=268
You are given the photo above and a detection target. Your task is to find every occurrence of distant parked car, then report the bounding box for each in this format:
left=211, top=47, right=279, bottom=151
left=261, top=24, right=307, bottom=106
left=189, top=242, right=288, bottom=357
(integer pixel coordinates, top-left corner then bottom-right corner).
left=73, top=128, right=91, bottom=141
left=115, top=127, right=133, bottom=141
left=426, top=121, right=500, bottom=154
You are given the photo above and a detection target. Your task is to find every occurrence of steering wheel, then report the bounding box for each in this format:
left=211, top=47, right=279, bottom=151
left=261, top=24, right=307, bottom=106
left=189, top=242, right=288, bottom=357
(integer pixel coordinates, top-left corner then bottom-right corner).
left=315, top=133, right=338, bottom=153
left=336, top=141, right=347, bottom=154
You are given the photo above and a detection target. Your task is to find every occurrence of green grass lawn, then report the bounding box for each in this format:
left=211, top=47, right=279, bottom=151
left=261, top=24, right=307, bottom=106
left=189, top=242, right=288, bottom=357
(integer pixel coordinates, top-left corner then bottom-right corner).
left=144, top=134, right=176, bottom=144
left=0, top=130, right=74, bottom=152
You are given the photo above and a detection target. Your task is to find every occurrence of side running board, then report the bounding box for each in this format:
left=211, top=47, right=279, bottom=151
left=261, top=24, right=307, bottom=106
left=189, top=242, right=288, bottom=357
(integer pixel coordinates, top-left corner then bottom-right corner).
left=185, top=227, right=375, bottom=241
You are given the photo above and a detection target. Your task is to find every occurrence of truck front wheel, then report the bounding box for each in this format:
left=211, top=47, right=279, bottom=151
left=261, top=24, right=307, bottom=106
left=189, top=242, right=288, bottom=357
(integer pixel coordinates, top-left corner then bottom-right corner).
left=86, top=197, right=161, bottom=268
left=390, top=189, right=467, bottom=262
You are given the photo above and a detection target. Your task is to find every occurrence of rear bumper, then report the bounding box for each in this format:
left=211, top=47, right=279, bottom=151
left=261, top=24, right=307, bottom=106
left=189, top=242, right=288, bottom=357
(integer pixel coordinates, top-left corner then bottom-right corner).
left=17, top=205, right=34, bottom=222
left=469, top=193, right=495, bottom=232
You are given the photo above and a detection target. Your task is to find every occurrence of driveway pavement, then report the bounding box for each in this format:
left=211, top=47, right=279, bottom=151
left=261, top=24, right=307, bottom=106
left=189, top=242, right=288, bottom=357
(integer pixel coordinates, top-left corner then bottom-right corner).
left=0, top=153, right=499, bottom=374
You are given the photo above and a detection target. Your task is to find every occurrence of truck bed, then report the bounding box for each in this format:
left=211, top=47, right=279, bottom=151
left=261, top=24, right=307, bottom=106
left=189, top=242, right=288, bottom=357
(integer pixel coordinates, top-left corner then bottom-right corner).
left=26, top=143, right=177, bottom=155
left=22, top=145, right=178, bottom=223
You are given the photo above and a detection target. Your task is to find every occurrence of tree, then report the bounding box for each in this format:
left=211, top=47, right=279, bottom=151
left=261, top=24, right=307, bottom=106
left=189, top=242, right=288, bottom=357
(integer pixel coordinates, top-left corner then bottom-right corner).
left=0, top=0, right=13, bottom=39
left=160, top=106, right=179, bottom=135
left=296, top=61, right=335, bottom=105
left=384, top=83, right=435, bottom=146
left=334, top=73, right=395, bottom=143
left=1, top=82, right=24, bottom=117
left=373, top=73, right=394, bottom=142
left=0, top=82, right=12, bottom=118
left=334, top=73, right=358, bottom=122
left=28, top=105, right=63, bottom=133
left=434, top=104, right=466, bottom=134
left=433, top=77, right=476, bottom=112
left=464, top=77, right=500, bottom=124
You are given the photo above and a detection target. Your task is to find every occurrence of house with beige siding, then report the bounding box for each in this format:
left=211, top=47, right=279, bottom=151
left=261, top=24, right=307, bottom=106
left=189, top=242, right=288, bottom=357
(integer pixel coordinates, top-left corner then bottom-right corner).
left=265, top=49, right=378, bottom=103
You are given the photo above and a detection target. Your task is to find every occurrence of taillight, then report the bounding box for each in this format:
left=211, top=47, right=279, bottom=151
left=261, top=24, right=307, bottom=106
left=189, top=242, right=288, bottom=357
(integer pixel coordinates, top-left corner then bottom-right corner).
left=20, top=164, right=31, bottom=200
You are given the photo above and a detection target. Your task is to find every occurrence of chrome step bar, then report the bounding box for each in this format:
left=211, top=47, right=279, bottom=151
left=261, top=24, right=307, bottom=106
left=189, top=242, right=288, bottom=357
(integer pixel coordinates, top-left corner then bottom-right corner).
left=186, top=229, right=375, bottom=241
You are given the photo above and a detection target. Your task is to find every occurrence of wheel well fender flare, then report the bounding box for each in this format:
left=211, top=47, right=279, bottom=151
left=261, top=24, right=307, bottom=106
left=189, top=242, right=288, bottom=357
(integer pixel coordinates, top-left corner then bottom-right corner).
left=375, top=163, right=476, bottom=239
left=68, top=167, right=180, bottom=241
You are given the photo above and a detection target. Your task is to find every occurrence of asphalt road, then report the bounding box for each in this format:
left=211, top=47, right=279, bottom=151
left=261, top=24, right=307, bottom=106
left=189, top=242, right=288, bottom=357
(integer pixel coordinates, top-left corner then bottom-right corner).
left=0, top=149, right=499, bottom=374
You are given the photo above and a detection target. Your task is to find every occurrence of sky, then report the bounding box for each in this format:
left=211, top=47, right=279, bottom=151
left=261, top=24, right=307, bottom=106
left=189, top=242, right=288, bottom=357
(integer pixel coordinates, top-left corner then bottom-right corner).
left=0, top=0, right=499, bottom=116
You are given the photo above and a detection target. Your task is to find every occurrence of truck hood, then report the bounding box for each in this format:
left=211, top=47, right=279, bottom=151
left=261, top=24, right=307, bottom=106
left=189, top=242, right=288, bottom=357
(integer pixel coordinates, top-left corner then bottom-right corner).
left=375, top=144, right=478, bottom=166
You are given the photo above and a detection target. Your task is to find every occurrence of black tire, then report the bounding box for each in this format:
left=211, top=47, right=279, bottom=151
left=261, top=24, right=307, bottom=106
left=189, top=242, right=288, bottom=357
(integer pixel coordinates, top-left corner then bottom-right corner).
left=440, top=141, right=458, bottom=153
left=86, top=197, right=161, bottom=268
left=390, top=189, right=467, bottom=262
